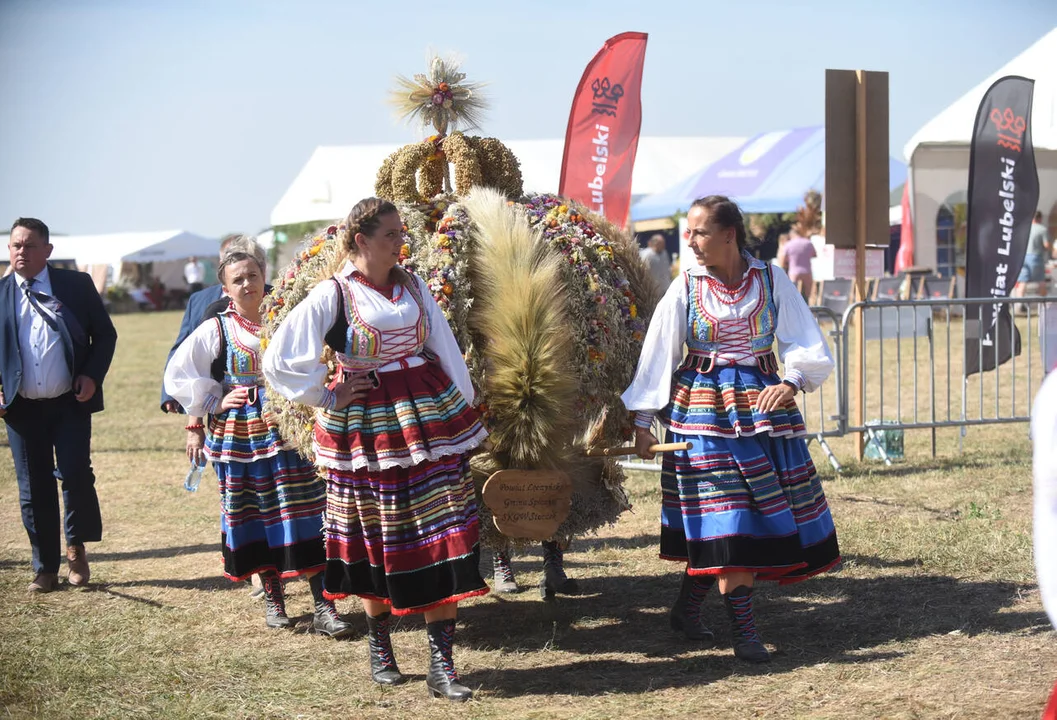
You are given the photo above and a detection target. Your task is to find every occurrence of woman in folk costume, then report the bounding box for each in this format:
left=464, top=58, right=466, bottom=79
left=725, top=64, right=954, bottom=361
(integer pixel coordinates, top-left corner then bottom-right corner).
left=623, top=196, right=840, bottom=663
left=262, top=198, right=489, bottom=702
left=164, top=237, right=352, bottom=638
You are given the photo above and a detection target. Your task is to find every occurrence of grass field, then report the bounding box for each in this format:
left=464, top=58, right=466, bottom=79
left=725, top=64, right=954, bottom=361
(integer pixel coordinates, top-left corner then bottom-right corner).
left=0, top=311, right=1053, bottom=719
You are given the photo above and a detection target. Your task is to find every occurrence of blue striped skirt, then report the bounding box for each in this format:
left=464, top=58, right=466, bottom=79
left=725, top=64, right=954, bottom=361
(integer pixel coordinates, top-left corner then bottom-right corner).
left=214, top=450, right=326, bottom=581
left=659, top=367, right=840, bottom=582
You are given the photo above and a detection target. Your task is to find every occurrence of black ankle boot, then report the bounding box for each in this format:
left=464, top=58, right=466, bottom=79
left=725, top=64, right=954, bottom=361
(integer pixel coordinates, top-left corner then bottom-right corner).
left=366, top=612, right=407, bottom=685
left=261, top=572, right=291, bottom=629
left=308, top=574, right=354, bottom=638
left=722, top=585, right=771, bottom=663
left=425, top=619, right=472, bottom=702
left=539, top=540, right=580, bottom=600
left=669, top=571, right=716, bottom=643
left=492, top=551, right=518, bottom=594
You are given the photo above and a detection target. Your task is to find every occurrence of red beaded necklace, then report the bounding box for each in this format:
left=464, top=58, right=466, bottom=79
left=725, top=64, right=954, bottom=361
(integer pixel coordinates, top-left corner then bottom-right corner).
left=351, top=271, right=403, bottom=303
left=705, top=272, right=753, bottom=305
left=351, top=271, right=394, bottom=294
left=229, top=303, right=262, bottom=333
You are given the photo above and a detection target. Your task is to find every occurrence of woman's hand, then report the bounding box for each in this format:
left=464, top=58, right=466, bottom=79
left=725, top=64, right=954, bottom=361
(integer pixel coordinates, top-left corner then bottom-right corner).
left=756, top=382, right=796, bottom=414
left=332, top=373, right=377, bottom=411
left=186, top=427, right=206, bottom=466
left=635, top=427, right=661, bottom=460
left=220, top=387, right=250, bottom=410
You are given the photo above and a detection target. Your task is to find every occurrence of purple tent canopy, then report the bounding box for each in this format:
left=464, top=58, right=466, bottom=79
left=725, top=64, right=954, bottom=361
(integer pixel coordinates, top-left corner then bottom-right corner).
left=631, top=126, right=907, bottom=220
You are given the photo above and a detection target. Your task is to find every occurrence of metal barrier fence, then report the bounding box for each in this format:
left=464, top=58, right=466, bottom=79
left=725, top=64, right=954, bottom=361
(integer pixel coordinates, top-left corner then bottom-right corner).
left=617, top=295, right=1053, bottom=475
left=840, top=295, right=1053, bottom=464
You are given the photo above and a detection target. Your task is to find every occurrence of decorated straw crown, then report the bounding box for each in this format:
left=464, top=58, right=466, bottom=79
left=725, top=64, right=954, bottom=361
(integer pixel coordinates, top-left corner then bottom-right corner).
left=377, top=54, right=523, bottom=203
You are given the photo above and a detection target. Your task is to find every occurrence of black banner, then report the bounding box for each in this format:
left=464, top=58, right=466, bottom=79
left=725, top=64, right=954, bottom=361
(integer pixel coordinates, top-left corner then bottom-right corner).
left=964, top=75, right=1039, bottom=377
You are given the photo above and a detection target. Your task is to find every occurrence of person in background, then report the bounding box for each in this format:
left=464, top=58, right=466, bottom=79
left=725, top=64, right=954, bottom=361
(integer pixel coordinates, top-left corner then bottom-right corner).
left=163, top=234, right=271, bottom=596
left=162, top=236, right=242, bottom=414
left=1014, top=211, right=1051, bottom=299
left=749, top=217, right=778, bottom=264
left=164, top=237, right=350, bottom=637
left=0, top=217, right=118, bottom=593
left=184, top=255, right=206, bottom=295
left=263, top=198, right=489, bottom=701
left=777, top=227, right=816, bottom=302
left=623, top=196, right=839, bottom=664
left=640, top=233, right=673, bottom=293
left=489, top=535, right=581, bottom=600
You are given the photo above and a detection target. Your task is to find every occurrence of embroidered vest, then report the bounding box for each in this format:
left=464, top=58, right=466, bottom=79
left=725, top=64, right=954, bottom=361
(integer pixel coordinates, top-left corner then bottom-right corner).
left=682, top=265, right=779, bottom=374
left=216, top=313, right=262, bottom=388
left=324, top=274, right=431, bottom=370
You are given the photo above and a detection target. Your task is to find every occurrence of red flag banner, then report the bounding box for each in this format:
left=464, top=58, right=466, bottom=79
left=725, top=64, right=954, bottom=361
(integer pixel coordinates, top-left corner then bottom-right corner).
left=895, top=181, right=914, bottom=272
left=558, top=32, right=648, bottom=229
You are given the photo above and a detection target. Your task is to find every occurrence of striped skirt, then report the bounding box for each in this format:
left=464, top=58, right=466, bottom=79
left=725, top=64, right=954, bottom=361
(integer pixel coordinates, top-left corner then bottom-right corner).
left=207, top=400, right=326, bottom=581
left=315, top=362, right=489, bottom=613
left=663, top=363, right=807, bottom=438
left=659, top=365, right=840, bottom=583
left=206, top=391, right=285, bottom=462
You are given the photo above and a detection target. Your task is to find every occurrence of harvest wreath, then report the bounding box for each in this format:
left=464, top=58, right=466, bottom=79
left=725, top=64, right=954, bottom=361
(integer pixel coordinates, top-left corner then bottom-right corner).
left=260, top=55, right=659, bottom=548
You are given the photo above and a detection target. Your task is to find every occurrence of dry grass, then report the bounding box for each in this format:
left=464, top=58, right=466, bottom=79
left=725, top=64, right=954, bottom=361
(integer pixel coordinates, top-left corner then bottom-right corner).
left=0, top=311, right=1053, bottom=719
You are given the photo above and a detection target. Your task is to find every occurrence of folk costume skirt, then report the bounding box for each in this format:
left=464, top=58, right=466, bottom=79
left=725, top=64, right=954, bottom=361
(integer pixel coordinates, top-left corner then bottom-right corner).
left=659, top=363, right=840, bottom=583
left=206, top=395, right=327, bottom=581
left=314, top=361, right=490, bottom=615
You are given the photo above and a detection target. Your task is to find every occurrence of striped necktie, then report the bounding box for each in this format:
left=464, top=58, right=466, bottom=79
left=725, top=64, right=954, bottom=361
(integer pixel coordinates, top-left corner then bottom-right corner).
left=22, top=277, right=75, bottom=371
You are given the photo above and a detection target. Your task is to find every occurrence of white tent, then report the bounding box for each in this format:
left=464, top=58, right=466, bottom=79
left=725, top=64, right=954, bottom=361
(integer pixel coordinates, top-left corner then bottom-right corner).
left=270, top=136, right=746, bottom=227
left=47, top=230, right=219, bottom=292
left=47, top=230, right=219, bottom=267
left=903, top=27, right=1057, bottom=274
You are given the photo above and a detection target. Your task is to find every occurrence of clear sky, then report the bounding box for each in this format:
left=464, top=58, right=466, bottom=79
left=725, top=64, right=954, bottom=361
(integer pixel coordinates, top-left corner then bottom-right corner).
left=1, top=0, right=1054, bottom=237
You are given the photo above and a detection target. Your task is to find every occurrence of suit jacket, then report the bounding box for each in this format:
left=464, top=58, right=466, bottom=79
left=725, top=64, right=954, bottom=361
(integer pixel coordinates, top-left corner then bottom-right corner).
left=0, top=265, right=118, bottom=414
left=159, top=283, right=271, bottom=411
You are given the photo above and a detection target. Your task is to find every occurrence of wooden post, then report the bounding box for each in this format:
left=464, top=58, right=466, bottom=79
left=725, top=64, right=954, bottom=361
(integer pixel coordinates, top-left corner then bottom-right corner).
left=825, top=68, right=889, bottom=463
left=855, top=71, right=868, bottom=460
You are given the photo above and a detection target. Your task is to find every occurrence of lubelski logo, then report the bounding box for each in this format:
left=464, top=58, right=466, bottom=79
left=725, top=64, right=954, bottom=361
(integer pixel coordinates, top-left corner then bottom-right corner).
left=989, top=107, right=1027, bottom=152
left=591, top=77, right=624, bottom=117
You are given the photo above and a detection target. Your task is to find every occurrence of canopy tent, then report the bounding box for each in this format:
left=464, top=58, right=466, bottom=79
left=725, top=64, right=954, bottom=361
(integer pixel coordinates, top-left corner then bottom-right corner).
left=269, top=136, right=746, bottom=227
left=631, top=125, right=908, bottom=221
left=47, top=230, right=219, bottom=267
left=903, top=27, right=1057, bottom=274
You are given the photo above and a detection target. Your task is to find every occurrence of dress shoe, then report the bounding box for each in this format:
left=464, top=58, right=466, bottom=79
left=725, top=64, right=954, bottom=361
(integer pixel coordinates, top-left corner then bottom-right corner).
left=66, top=544, right=90, bottom=586
left=28, top=573, right=60, bottom=594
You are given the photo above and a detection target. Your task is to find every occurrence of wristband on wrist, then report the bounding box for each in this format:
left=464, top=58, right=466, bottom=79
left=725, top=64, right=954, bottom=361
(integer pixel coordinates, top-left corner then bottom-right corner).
left=633, top=411, right=655, bottom=429
left=185, top=423, right=204, bottom=430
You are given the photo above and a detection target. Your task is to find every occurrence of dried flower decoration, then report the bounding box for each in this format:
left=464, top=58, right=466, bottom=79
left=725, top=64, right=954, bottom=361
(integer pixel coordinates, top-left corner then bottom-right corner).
left=389, top=54, right=487, bottom=136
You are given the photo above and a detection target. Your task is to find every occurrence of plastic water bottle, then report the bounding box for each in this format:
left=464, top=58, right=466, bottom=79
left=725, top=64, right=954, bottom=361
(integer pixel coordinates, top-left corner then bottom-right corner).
left=184, top=459, right=207, bottom=492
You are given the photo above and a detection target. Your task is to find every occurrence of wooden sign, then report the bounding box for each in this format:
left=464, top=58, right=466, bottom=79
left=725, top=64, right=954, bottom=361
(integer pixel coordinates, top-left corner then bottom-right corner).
left=481, top=470, right=573, bottom=541
left=824, top=69, right=890, bottom=251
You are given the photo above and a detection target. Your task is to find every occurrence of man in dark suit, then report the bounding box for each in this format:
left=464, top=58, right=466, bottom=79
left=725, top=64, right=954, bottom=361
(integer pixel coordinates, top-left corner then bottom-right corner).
left=0, top=218, right=118, bottom=593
